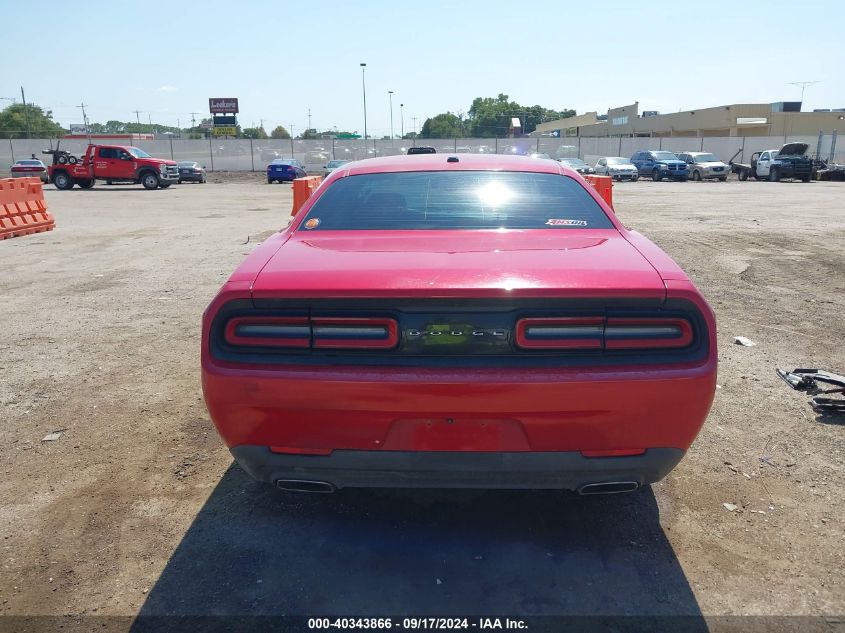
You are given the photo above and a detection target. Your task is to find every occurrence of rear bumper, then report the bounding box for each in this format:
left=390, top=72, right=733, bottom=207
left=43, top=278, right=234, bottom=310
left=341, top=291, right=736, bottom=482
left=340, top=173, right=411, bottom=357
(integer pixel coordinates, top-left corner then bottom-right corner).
left=231, top=445, right=685, bottom=490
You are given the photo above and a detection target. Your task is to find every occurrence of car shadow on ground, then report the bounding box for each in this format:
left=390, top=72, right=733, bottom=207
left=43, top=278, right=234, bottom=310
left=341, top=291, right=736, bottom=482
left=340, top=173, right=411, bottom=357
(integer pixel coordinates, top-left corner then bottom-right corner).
left=132, top=463, right=706, bottom=629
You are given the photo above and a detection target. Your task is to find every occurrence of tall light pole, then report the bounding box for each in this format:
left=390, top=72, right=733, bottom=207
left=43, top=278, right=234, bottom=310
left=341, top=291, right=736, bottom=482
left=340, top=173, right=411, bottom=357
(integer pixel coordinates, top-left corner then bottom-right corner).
left=400, top=103, right=404, bottom=139
left=388, top=91, right=394, bottom=139
left=360, top=63, right=368, bottom=139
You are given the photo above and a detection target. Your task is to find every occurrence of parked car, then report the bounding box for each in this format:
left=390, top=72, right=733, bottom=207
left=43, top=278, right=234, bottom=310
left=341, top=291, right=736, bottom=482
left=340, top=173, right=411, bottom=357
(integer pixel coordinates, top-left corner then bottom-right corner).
left=407, top=146, right=436, bottom=155
left=630, top=150, right=689, bottom=181
left=201, top=153, right=717, bottom=494
left=260, top=149, right=284, bottom=163
left=176, top=161, right=207, bottom=184
left=675, top=152, right=729, bottom=182
left=10, top=159, right=48, bottom=183
left=730, top=143, right=813, bottom=182
left=267, top=159, right=306, bottom=183
left=595, top=157, right=639, bottom=181
left=323, top=159, right=350, bottom=177
left=558, top=158, right=596, bottom=175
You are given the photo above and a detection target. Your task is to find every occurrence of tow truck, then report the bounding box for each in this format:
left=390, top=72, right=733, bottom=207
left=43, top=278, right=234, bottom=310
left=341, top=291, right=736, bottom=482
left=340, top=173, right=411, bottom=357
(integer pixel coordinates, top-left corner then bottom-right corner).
left=730, top=142, right=813, bottom=182
left=44, top=142, right=178, bottom=190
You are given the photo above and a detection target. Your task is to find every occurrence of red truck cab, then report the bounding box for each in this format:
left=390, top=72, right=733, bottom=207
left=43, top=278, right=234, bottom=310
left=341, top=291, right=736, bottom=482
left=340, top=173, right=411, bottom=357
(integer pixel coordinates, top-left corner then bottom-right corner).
left=48, top=144, right=178, bottom=190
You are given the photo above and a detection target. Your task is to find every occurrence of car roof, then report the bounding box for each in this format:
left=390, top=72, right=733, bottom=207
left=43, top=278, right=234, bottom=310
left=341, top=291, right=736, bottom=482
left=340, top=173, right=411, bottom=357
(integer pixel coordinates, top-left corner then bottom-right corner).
left=342, top=153, right=568, bottom=176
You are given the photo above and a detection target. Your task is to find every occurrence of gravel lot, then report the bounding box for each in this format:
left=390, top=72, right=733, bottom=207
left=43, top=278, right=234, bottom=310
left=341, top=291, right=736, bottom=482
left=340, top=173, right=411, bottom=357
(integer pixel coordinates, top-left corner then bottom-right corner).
left=1, top=177, right=843, bottom=628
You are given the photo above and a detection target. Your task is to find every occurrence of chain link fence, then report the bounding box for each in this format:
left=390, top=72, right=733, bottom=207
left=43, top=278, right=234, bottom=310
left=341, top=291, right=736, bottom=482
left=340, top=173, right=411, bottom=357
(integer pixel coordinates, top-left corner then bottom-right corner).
left=2, top=135, right=843, bottom=174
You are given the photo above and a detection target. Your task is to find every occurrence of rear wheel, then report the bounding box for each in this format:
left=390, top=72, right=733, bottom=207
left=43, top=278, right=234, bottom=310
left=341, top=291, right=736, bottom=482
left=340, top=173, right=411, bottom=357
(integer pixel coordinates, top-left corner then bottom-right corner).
left=53, top=172, right=74, bottom=190
left=141, top=172, right=160, bottom=190
left=692, top=170, right=701, bottom=181
left=57, top=155, right=68, bottom=165
left=68, top=156, right=78, bottom=165
left=738, top=170, right=748, bottom=181
left=652, top=170, right=662, bottom=181
left=719, top=176, right=727, bottom=182
left=769, top=168, right=780, bottom=182
left=77, top=179, right=94, bottom=189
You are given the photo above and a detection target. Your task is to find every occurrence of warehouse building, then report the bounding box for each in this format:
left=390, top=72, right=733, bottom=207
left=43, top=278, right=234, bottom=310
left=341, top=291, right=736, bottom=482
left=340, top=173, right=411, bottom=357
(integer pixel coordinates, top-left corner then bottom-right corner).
left=533, top=102, right=845, bottom=138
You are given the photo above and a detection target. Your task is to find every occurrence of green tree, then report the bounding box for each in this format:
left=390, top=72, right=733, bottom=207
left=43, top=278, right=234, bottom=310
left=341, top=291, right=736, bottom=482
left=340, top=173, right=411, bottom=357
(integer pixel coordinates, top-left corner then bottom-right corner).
left=465, top=94, right=575, bottom=137
left=419, top=112, right=464, bottom=138
left=271, top=125, right=291, bottom=139
left=0, top=103, right=65, bottom=138
left=241, top=126, right=268, bottom=139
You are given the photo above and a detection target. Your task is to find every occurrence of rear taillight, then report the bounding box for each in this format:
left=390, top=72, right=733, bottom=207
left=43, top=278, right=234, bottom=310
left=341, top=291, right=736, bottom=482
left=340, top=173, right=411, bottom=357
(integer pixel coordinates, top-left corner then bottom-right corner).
left=516, top=317, right=604, bottom=350
left=604, top=317, right=693, bottom=349
left=312, top=317, right=398, bottom=349
left=223, top=316, right=398, bottom=350
left=516, top=316, right=693, bottom=351
left=224, top=316, right=310, bottom=348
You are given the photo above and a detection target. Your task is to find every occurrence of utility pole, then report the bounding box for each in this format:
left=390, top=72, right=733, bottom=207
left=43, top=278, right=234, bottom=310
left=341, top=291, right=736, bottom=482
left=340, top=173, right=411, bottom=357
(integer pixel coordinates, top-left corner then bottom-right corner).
left=289, top=123, right=295, bottom=157
left=307, top=108, right=312, bottom=133
left=412, top=117, right=417, bottom=136
left=190, top=112, right=198, bottom=128
left=388, top=91, right=394, bottom=139
left=20, top=86, right=32, bottom=138
left=77, top=102, right=90, bottom=144
left=400, top=103, right=404, bottom=139
left=133, top=110, right=142, bottom=126
left=360, top=62, right=367, bottom=139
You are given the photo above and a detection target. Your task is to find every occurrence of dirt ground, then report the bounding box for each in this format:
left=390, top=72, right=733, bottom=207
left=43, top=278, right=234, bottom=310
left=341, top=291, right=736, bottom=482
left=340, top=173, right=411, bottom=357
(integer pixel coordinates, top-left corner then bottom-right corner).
left=0, top=176, right=843, bottom=629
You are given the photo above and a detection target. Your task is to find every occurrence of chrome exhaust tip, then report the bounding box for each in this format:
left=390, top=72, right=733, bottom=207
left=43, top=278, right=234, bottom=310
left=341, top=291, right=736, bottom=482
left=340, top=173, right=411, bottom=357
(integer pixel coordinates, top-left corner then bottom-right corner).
left=578, top=481, right=640, bottom=495
left=275, top=479, right=336, bottom=493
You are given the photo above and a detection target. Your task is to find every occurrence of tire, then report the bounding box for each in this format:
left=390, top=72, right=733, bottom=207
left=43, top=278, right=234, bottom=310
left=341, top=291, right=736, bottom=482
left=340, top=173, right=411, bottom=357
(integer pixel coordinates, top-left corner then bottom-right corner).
left=68, top=156, right=78, bottom=165
left=57, top=155, right=68, bottom=165
left=268, top=178, right=274, bottom=184
left=801, top=175, right=811, bottom=183
left=738, top=170, right=748, bottom=181
left=159, top=183, right=171, bottom=189
left=53, top=172, right=73, bottom=190
left=692, top=170, right=701, bottom=181
left=178, top=179, right=183, bottom=184
left=632, top=175, right=639, bottom=182
left=141, top=172, right=160, bottom=190
left=652, top=170, right=662, bottom=182
left=769, top=168, right=780, bottom=182
left=77, top=179, right=94, bottom=189
left=719, top=176, right=727, bottom=182
left=106, top=180, right=114, bottom=185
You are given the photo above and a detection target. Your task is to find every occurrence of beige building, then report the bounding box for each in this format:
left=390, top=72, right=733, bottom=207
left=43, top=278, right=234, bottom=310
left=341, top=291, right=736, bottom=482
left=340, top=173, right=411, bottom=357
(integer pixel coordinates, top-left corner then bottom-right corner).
left=533, top=101, right=845, bottom=138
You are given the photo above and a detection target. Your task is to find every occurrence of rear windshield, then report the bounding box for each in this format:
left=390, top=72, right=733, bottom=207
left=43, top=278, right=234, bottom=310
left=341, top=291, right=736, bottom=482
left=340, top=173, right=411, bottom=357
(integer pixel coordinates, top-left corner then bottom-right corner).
left=300, top=171, right=613, bottom=231
left=17, top=160, right=43, bottom=166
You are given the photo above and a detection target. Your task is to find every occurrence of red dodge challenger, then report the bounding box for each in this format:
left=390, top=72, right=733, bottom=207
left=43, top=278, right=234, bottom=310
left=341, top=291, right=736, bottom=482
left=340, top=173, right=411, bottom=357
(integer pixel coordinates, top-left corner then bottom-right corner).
left=201, top=154, right=716, bottom=495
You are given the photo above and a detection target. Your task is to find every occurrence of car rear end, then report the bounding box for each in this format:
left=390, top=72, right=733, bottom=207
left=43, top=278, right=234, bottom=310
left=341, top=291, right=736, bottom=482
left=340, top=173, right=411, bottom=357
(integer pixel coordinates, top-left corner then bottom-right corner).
left=202, top=157, right=717, bottom=493
left=267, top=161, right=301, bottom=182
left=178, top=163, right=205, bottom=182
left=10, top=160, right=48, bottom=183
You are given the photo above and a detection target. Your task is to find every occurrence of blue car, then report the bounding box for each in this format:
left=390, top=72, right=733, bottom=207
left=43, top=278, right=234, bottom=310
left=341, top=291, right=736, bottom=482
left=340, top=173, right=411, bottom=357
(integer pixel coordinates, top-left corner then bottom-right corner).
left=267, top=159, right=306, bottom=183
left=630, top=150, right=689, bottom=182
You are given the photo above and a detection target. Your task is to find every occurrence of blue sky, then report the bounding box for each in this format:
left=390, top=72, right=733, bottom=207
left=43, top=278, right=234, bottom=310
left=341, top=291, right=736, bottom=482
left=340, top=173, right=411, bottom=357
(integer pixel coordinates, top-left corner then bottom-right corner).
left=2, top=0, right=843, bottom=135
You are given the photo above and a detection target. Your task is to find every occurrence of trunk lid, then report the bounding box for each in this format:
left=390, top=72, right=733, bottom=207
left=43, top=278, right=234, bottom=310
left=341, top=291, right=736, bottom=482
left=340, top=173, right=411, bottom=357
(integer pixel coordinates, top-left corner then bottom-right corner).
left=251, top=230, right=666, bottom=300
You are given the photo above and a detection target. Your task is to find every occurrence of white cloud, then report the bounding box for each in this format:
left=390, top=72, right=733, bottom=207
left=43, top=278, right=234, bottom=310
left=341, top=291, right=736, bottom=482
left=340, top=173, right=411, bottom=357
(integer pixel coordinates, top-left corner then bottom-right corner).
left=157, top=85, right=178, bottom=93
